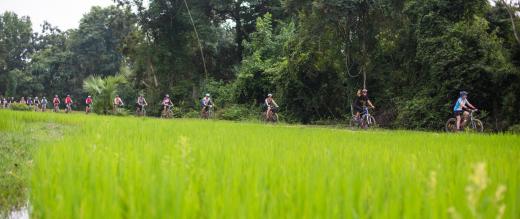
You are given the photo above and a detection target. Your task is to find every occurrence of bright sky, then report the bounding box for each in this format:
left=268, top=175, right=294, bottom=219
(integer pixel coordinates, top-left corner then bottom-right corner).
left=0, top=0, right=116, bottom=32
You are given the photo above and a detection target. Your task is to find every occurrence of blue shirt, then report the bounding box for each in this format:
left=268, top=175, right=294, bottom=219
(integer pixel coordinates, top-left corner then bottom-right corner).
left=453, top=97, right=467, bottom=111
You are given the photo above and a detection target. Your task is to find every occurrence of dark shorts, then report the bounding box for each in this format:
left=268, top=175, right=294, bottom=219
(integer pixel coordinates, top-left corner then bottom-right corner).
left=353, top=105, right=363, bottom=113
left=454, top=110, right=464, bottom=117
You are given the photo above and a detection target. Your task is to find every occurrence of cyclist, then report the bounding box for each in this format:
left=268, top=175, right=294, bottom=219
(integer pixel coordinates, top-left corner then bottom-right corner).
left=20, top=97, right=26, bottom=105
left=113, top=95, right=124, bottom=112
left=136, top=95, right=148, bottom=113
left=53, top=95, right=60, bottom=112
left=453, top=91, right=477, bottom=131
left=85, top=95, right=93, bottom=113
left=8, top=97, right=14, bottom=107
left=1, top=97, right=6, bottom=108
left=34, top=96, right=40, bottom=111
left=353, top=89, right=375, bottom=120
left=27, top=97, right=33, bottom=107
left=41, top=97, right=48, bottom=112
left=201, top=93, right=213, bottom=115
left=65, top=95, right=73, bottom=112
left=161, top=94, right=173, bottom=114
left=265, top=94, right=279, bottom=118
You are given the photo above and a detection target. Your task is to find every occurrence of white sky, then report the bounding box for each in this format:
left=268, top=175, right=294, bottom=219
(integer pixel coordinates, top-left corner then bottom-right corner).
left=0, top=0, right=116, bottom=32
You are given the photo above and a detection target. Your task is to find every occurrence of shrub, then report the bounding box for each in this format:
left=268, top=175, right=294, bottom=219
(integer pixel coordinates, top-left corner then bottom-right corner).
left=217, top=105, right=256, bottom=121
left=508, top=124, right=520, bottom=134
left=9, top=103, right=32, bottom=111
left=183, top=111, right=201, bottom=119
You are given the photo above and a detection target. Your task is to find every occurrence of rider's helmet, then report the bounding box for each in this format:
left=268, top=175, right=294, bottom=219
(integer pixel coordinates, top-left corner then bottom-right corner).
left=67, top=94, right=70, bottom=97
left=116, top=95, right=119, bottom=97
left=165, top=94, right=170, bottom=98
left=460, top=91, right=468, bottom=97
left=54, top=95, right=58, bottom=97
left=205, top=93, right=210, bottom=97
left=88, top=95, right=91, bottom=98
left=267, top=94, right=273, bottom=97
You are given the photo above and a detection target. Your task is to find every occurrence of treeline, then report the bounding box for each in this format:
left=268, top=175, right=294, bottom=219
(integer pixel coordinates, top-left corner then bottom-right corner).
left=0, top=0, right=519, bottom=131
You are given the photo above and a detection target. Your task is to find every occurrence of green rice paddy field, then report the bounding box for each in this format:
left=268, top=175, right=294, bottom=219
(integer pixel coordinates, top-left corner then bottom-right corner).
left=0, top=110, right=519, bottom=218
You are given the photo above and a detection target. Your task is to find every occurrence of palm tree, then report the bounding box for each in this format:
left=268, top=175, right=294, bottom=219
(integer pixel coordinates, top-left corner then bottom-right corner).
left=83, top=75, right=126, bottom=114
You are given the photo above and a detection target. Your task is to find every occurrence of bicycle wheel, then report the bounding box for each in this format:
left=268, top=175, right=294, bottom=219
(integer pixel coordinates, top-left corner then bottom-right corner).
left=445, top=118, right=457, bottom=132
left=469, top=119, right=484, bottom=132
left=272, top=113, right=279, bottom=123
left=367, top=115, right=376, bottom=128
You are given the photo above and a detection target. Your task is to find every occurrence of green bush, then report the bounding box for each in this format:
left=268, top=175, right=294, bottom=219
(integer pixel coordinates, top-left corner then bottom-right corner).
left=217, top=105, right=256, bottom=121
left=9, top=103, right=32, bottom=111
left=507, top=124, right=520, bottom=134
left=183, top=110, right=201, bottom=119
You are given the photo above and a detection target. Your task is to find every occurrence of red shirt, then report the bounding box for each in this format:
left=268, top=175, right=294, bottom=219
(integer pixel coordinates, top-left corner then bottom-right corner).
left=85, top=97, right=92, bottom=104
left=53, top=98, right=60, bottom=104
left=65, top=97, right=72, bottom=104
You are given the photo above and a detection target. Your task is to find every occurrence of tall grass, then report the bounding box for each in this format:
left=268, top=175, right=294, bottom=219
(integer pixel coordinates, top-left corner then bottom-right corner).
left=1, top=111, right=518, bottom=218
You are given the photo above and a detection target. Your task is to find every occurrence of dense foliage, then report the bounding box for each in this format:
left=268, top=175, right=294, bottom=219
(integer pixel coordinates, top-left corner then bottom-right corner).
left=0, top=0, right=519, bottom=130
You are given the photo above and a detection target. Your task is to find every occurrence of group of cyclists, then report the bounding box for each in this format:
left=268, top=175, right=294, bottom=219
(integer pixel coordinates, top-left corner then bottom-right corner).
left=350, top=88, right=478, bottom=131
left=1, top=89, right=477, bottom=131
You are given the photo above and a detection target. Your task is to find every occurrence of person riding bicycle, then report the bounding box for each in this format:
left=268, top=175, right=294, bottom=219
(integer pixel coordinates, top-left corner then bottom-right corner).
left=34, top=96, right=40, bottom=110
left=53, top=95, right=60, bottom=111
left=27, top=97, right=33, bottom=106
left=200, top=93, right=213, bottom=114
left=453, top=91, right=477, bottom=131
left=162, top=94, right=173, bottom=111
left=265, top=94, right=279, bottom=116
left=113, top=95, right=124, bottom=112
left=65, top=95, right=73, bottom=112
left=353, top=89, right=375, bottom=121
left=20, top=97, right=26, bottom=105
left=34, top=96, right=40, bottom=105
left=136, top=95, right=148, bottom=112
left=41, top=97, right=48, bottom=111
left=85, top=96, right=93, bottom=113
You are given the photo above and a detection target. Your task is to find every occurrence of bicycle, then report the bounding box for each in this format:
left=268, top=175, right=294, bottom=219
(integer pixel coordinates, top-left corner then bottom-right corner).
left=261, top=106, right=279, bottom=123
left=200, top=105, right=214, bottom=119
left=53, top=103, right=60, bottom=112
left=350, top=106, right=376, bottom=129
left=445, top=109, right=483, bottom=132
left=65, top=103, right=72, bottom=113
left=161, top=104, right=173, bottom=119
left=135, top=104, right=146, bottom=117
left=85, top=104, right=92, bottom=114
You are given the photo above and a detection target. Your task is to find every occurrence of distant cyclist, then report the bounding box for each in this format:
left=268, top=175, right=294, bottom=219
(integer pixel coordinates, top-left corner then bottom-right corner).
left=34, top=96, right=40, bottom=111
left=113, top=95, right=124, bottom=113
left=136, top=95, right=148, bottom=113
left=65, top=95, right=73, bottom=113
left=453, top=91, right=477, bottom=131
left=20, top=97, right=26, bottom=105
left=200, top=93, right=213, bottom=114
left=1, top=97, right=7, bottom=108
left=85, top=95, right=93, bottom=114
left=265, top=93, right=279, bottom=115
left=27, top=97, right=33, bottom=107
left=353, top=89, right=375, bottom=120
left=162, top=94, right=173, bottom=113
left=41, top=97, right=48, bottom=112
left=53, top=95, right=60, bottom=112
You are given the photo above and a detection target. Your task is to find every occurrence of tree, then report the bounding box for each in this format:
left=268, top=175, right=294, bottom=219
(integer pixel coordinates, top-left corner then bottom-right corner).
left=0, top=12, right=33, bottom=95
left=83, top=74, right=127, bottom=114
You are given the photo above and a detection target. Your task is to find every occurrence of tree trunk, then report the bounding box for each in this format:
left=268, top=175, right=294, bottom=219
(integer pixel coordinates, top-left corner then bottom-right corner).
left=234, top=1, right=244, bottom=61
left=500, top=0, right=520, bottom=45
